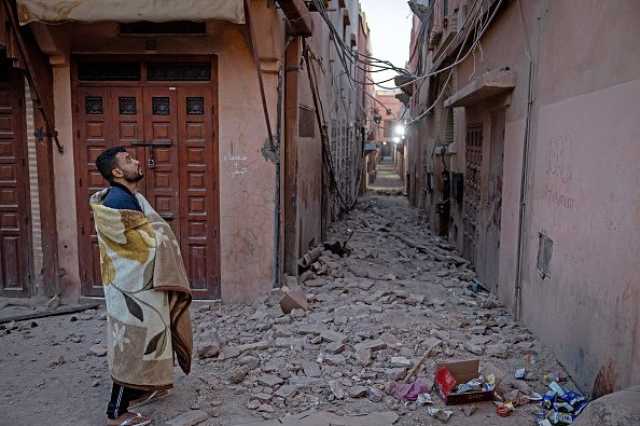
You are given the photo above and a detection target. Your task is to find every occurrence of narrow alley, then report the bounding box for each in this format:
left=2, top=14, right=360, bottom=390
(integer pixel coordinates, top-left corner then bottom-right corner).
left=1, top=184, right=578, bottom=426
left=1, top=0, right=639, bottom=425
left=368, top=159, right=404, bottom=194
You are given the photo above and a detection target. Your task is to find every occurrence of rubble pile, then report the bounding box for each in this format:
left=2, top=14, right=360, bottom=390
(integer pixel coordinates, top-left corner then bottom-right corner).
left=188, top=195, right=581, bottom=425
left=0, top=195, right=587, bottom=425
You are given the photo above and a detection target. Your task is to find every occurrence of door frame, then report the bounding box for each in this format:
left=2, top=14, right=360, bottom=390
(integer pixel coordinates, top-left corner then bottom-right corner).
left=0, top=65, right=34, bottom=297
left=71, top=54, right=221, bottom=299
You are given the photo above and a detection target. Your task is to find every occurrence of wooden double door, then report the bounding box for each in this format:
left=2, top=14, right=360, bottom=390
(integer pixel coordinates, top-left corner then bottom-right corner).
left=75, top=83, right=220, bottom=299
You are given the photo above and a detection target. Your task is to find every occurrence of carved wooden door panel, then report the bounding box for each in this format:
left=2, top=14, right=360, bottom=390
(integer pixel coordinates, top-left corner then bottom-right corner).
left=177, top=87, right=220, bottom=299
left=76, top=86, right=112, bottom=296
left=142, top=88, right=180, bottom=236
left=0, top=66, right=31, bottom=297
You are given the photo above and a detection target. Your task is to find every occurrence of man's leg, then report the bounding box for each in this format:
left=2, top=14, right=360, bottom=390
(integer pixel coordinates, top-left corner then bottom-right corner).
left=107, top=383, right=148, bottom=419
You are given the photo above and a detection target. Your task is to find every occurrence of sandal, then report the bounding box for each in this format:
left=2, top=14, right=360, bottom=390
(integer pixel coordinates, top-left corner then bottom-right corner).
left=129, top=390, right=170, bottom=409
left=106, top=412, right=152, bottom=426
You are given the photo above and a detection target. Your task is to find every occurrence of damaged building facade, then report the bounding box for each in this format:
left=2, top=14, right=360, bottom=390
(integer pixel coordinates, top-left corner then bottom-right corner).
left=403, top=0, right=640, bottom=395
left=0, top=0, right=374, bottom=303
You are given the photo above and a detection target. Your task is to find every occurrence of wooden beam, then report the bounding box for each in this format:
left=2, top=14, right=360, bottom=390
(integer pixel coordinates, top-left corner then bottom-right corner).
left=276, top=0, right=313, bottom=37
left=283, top=38, right=302, bottom=275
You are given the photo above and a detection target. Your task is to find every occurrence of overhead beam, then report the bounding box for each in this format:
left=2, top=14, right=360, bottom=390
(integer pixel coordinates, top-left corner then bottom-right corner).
left=276, top=0, right=313, bottom=36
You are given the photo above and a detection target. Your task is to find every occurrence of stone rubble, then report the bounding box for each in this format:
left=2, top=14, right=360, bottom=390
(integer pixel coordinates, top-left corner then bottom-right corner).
left=184, top=195, right=581, bottom=425
left=0, top=195, right=580, bottom=426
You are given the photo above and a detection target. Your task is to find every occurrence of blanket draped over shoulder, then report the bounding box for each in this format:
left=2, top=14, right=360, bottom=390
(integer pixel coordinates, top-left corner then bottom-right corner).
left=90, top=189, right=192, bottom=390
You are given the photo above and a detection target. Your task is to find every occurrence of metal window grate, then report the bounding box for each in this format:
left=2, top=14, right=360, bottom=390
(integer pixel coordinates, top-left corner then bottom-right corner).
left=85, top=96, right=104, bottom=114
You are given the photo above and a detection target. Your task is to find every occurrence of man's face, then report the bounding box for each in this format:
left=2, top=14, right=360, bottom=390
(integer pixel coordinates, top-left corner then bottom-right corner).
left=113, top=151, right=144, bottom=183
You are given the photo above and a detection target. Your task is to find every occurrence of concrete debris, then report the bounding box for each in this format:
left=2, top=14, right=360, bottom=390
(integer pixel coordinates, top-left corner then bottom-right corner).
left=89, top=344, right=107, bottom=357
left=302, top=360, right=322, bottom=378
left=279, top=287, right=309, bottom=314
left=354, top=339, right=387, bottom=353
left=166, top=410, right=209, bottom=426
left=389, top=356, right=413, bottom=368
left=257, top=374, right=284, bottom=387
left=349, top=385, right=368, bottom=398
left=197, top=338, right=222, bottom=359
left=229, top=366, right=251, bottom=384
left=328, top=380, right=346, bottom=400
left=427, top=407, right=454, bottom=423
left=0, top=195, right=580, bottom=426
left=367, top=386, right=385, bottom=402
left=460, top=404, right=478, bottom=416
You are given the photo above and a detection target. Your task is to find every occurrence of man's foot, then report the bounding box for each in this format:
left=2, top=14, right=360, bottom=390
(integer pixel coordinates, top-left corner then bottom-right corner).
left=106, top=412, right=152, bottom=426
left=129, top=389, right=170, bottom=409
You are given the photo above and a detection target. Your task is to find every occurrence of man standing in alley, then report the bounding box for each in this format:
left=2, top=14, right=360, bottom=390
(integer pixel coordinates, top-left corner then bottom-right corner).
left=92, top=146, right=193, bottom=426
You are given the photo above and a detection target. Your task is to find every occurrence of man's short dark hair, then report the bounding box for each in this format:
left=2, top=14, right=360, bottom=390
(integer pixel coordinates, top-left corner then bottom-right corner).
left=96, top=146, right=127, bottom=183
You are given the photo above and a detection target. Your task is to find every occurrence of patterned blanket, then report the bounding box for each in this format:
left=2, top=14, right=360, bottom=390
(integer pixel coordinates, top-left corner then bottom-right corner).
left=90, top=190, right=192, bottom=390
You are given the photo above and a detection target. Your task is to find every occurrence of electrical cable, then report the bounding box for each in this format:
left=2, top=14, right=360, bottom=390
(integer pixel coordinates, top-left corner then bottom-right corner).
left=406, top=0, right=506, bottom=125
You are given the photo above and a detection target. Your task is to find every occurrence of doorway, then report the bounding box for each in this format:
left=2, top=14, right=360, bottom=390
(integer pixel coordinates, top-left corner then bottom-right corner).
left=484, top=109, right=505, bottom=292
left=0, top=64, right=32, bottom=297
left=73, top=57, right=220, bottom=299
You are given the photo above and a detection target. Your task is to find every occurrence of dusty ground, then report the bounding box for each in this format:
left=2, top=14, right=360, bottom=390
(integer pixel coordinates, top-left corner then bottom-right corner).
left=0, top=191, right=582, bottom=426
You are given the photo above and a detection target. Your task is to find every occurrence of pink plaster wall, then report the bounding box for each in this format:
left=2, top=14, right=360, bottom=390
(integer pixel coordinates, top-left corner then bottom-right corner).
left=524, top=80, right=640, bottom=391
left=451, top=0, right=640, bottom=392
left=40, top=0, right=285, bottom=303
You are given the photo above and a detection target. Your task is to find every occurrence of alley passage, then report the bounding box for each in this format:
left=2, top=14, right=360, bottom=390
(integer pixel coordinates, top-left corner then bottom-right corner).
left=0, top=194, right=575, bottom=426
left=368, top=158, right=404, bottom=193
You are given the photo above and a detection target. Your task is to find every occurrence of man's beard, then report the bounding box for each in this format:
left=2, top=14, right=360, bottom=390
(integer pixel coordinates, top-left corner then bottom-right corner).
left=123, top=169, right=144, bottom=183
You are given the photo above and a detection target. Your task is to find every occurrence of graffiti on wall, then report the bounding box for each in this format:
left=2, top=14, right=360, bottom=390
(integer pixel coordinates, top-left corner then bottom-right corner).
left=544, top=133, right=576, bottom=210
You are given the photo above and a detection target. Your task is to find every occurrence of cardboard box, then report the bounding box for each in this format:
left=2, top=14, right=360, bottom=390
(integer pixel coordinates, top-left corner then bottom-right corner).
left=434, top=359, right=495, bottom=405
